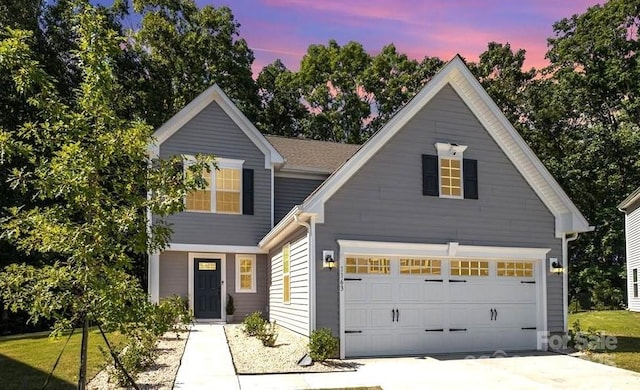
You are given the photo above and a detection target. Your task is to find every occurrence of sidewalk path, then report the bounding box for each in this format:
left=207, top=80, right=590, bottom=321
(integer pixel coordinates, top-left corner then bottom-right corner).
left=174, top=323, right=239, bottom=390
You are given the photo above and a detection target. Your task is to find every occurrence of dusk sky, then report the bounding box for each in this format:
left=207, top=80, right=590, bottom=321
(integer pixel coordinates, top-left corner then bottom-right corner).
left=189, top=0, right=604, bottom=76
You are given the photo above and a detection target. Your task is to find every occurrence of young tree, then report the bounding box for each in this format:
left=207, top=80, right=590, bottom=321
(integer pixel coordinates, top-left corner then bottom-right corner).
left=0, top=1, right=210, bottom=388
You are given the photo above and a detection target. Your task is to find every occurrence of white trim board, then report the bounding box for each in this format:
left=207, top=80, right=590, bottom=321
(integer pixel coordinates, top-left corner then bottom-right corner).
left=167, top=243, right=267, bottom=254
left=149, top=84, right=284, bottom=169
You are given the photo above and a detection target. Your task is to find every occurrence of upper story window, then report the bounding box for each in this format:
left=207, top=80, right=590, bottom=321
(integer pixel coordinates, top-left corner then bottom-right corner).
left=422, top=143, right=478, bottom=200
left=185, top=157, right=253, bottom=215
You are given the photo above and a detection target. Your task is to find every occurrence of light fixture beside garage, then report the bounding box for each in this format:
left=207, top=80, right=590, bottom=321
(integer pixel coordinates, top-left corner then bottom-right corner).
left=550, top=258, right=563, bottom=275
left=323, top=250, right=335, bottom=270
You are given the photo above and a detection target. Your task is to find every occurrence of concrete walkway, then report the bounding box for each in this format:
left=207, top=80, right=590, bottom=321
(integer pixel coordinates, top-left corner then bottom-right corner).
left=175, top=323, right=640, bottom=389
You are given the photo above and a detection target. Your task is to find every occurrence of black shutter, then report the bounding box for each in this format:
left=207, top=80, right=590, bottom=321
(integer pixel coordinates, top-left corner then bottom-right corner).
left=422, top=155, right=439, bottom=196
left=242, top=168, right=254, bottom=215
left=463, top=159, right=478, bottom=199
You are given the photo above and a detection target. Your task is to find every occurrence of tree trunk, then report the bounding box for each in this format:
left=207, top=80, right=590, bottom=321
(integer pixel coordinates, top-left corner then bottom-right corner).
left=78, top=316, right=89, bottom=390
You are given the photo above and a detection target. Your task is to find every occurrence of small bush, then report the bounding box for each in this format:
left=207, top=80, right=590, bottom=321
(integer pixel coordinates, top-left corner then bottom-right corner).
left=257, top=321, right=278, bottom=347
left=226, top=294, right=235, bottom=315
left=154, top=295, right=193, bottom=337
left=309, top=328, right=338, bottom=362
left=109, top=330, right=157, bottom=386
left=243, top=311, right=266, bottom=336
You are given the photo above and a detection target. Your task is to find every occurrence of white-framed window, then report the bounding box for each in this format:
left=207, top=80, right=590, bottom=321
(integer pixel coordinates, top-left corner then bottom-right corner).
left=235, top=254, right=256, bottom=293
left=283, top=243, right=290, bottom=304
left=184, top=157, right=244, bottom=214
left=634, top=268, right=638, bottom=298
left=435, top=142, right=467, bottom=199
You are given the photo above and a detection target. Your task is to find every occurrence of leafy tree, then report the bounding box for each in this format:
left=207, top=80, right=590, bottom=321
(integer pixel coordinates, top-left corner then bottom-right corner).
left=297, top=40, right=372, bottom=143
left=256, top=59, right=308, bottom=137
left=532, top=0, right=640, bottom=307
left=132, top=0, right=259, bottom=128
left=362, top=44, right=443, bottom=133
left=0, top=1, right=210, bottom=388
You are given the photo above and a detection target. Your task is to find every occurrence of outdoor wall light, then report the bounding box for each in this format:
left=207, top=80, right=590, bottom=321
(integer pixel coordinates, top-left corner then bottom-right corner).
left=550, top=258, right=563, bottom=275
left=322, top=250, right=335, bottom=271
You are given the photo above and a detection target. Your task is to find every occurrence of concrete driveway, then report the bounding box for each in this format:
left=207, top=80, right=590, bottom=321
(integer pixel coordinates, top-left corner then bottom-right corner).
left=239, top=352, right=640, bottom=389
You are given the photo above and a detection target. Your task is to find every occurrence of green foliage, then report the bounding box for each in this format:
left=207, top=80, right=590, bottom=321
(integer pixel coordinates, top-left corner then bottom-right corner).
left=242, top=311, right=266, bottom=337
left=107, top=330, right=157, bottom=386
left=308, top=328, right=338, bottom=362
left=155, top=295, right=193, bottom=337
left=257, top=321, right=278, bottom=347
left=225, top=294, right=235, bottom=315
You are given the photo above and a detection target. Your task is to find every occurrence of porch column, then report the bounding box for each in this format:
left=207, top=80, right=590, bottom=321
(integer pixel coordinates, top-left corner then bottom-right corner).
left=149, top=252, right=160, bottom=303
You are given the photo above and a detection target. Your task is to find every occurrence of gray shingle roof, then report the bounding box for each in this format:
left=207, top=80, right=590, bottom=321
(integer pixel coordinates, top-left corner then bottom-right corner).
left=265, top=135, right=360, bottom=173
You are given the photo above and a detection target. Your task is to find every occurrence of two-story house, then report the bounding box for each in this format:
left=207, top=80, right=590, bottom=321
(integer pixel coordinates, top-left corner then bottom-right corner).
left=148, top=56, right=592, bottom=358
left=619, top=187, right=640, bottom=312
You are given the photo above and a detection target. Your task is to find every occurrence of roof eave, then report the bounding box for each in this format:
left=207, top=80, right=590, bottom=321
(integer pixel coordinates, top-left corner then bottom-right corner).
left=618, top=186, right=640, bottom=211
left=259, top=206, right=315, bottom=251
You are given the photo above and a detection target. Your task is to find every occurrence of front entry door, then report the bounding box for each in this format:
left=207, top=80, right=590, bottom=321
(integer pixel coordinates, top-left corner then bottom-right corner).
left=194, top=258, right=221, bottom=318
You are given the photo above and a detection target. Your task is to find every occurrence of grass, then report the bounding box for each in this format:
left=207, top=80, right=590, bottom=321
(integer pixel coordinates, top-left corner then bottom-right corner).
left=569, top=310, right=640, bottom=373
left=0, top=328, right=127, bottom=390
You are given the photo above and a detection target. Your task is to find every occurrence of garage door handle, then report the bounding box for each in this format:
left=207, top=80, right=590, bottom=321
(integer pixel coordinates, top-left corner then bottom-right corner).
left=521, top=281, right=535, bottom=284
left=449, top=280, right=467, bottom=283
left=396, top=309, right=399, bottom=322
left=345, top=330, right=362, bottom=334
left=345, top=278, right=362, bottom=281
left=425, top=279, right=443, bottom=282
left=392, top=309, right=395, bottom=322
left=449, top=328, right=467, bottom=332
left=425, top=328, right=444, bottom=332
left=521, top=327, right=537, bottom=330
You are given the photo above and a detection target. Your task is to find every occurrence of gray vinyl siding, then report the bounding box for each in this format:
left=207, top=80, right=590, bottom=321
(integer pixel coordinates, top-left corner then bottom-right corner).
left=158, top=101, right=271, bottom=246
left=314, top=84, right=563, bottom=334
left=226, top=253, right=269, bottom=319
left=159, top=251, right=188, bottom=298
left=274, top=177, right=325, bottom=224
left=269, top=229, right=311, bottom=336
left=626, top=201, right=640, bottom=312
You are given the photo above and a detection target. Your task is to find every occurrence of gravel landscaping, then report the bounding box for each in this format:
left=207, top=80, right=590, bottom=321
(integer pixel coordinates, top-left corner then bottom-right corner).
left=88, top=330, right=189, bottom=389
left=224, top=323, right=358, bottom=374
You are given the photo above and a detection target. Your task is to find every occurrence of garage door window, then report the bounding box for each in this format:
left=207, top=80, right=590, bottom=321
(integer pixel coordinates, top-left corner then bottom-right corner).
left=346, top=257, right=390, bottom=274
left=450, top=260, right=489, bottom=276
left=400, top=258, right=441, bottom=275
left=497, top=261, right=534, bottom=277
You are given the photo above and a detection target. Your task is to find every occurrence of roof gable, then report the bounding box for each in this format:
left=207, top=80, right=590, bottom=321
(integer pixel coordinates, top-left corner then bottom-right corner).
left=298, top=56, right=591, bottom=239
left=150, top=85, right=284, bottom=169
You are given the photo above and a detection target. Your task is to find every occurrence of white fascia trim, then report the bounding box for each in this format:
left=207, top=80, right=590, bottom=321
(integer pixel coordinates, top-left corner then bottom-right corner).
left=618, top=186, right=640, bottom=211
left=277, top=165, right=334, bottom=175
left=258, top=206, right=316, bottom=250
left=152, top=84, right=284, bottom=169
left=167, top=243, right=267, bottom=254
left=302, top=56, right=591, bottom=234
left=188, top=252, right=226, bottom=320
left=337, top=240, right=550, bottom=260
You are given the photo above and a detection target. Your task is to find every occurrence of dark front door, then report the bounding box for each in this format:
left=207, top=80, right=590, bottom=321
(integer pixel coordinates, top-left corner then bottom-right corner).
left=194, top=258, right=221, bottom=318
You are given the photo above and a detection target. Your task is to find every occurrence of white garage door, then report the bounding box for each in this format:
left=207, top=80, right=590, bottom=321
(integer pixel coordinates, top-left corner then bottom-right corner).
left=343, top=256, right=539, bottom=357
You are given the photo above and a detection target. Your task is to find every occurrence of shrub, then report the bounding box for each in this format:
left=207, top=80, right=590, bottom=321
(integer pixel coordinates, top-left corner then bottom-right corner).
left=257, top=321, right=278, bottom=347
left=108, top=330, right=157, bottom=386
left=309, top=328, right=338, bottom=362
left=154, top=295, right=193, bottom=337
left=243, top=311, right=266, bottom=336
left=226, top=294, right=235, bottom=315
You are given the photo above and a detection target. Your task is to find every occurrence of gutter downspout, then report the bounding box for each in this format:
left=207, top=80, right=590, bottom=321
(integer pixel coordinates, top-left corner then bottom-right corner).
left=294, top=214, right=314, bottom=336
left=563, top=232, right=579, bottom=333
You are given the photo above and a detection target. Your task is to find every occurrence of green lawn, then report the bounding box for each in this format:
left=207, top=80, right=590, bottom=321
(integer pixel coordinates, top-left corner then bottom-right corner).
left=0, top=329, right=126, bottom=390
left=569, top=310, right=640, bottom=373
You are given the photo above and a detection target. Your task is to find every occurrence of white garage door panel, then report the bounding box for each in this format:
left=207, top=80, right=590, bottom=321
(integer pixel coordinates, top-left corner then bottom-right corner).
left=423, top=281, right=446, bottom=301
left=343, top=257, right=541, bottom=357
left=345, top=308, right=367, bottom=328
left=396, top=307, right=421, bottom=327
left=369, top=281, right=394, bottom=302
